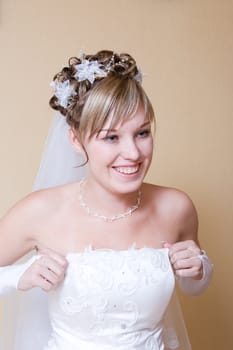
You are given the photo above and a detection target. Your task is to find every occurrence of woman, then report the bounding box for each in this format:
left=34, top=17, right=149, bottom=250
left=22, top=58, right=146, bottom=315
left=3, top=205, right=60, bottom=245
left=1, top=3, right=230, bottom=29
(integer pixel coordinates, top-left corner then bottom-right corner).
left=0, top=50, right=213, bottom=350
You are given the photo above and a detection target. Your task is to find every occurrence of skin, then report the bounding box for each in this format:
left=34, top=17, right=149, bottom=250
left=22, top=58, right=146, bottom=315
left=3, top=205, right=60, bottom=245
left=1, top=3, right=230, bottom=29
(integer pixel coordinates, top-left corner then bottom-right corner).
left=0, top=106, right=202, bottom=292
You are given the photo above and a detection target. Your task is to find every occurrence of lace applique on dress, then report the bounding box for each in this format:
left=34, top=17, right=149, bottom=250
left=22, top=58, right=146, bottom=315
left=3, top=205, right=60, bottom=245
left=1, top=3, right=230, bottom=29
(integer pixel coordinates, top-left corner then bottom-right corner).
left=45, top=247, right=176, bottom=350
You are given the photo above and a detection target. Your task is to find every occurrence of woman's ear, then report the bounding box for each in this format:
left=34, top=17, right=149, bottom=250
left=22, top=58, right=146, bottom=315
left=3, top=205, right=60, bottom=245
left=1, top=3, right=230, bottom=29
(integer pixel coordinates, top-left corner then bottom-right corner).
left=68, top=128, right=83, bottom=153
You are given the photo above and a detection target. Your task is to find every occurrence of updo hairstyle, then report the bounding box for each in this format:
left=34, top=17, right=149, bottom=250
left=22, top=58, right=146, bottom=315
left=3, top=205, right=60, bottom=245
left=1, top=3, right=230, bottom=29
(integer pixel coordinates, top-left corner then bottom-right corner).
left=49, top=50, right=155, bottom=141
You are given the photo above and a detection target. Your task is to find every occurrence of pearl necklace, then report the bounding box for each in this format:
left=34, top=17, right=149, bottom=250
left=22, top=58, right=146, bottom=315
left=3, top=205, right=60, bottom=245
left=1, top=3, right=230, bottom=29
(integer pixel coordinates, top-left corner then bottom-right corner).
left=78, top=180, right=141, bottom=222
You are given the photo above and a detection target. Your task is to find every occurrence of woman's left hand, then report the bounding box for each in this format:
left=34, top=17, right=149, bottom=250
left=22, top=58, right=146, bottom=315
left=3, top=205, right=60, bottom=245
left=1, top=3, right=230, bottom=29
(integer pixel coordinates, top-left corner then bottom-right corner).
left=164, top=240, right=203, bottom=280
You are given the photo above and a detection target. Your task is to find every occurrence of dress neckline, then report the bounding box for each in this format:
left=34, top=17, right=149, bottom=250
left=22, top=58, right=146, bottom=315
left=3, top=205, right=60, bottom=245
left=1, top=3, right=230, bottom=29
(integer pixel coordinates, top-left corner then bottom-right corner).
left=66, top=244, right=168, bottom=259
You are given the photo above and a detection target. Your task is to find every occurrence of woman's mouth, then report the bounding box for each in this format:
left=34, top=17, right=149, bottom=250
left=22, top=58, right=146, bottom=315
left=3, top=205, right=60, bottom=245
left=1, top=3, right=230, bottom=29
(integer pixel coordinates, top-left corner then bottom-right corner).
left=114, top=165, right=140, bottom=175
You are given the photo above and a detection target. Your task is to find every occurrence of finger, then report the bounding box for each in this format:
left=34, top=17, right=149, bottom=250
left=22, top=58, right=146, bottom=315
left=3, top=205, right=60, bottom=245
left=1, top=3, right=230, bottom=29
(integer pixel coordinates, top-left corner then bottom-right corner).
left=170, top=240, right=200, bottom=255
left=38, top=255, right=68, bottom=274
left=175, top=265, right=202, bottom=278
left=38, top=266, right=62, bottom=285
left=39, top=248, right=68, bottom=268
left=170, top=249, right=193, bottom=264
left=173, top=256, right=202, bottom=270
left=162, top=242, right=172, bottom=249
left=170, top=247, right=202, bottom=264
left=38, top=256, right=66, bottom=276
left=34, top=275, right=55, bottom=292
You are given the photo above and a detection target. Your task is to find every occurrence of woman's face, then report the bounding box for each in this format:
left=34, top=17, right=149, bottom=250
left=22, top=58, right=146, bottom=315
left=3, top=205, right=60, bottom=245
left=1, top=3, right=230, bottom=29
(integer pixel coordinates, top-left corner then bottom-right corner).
left=75, top=106, right=154, bottom=195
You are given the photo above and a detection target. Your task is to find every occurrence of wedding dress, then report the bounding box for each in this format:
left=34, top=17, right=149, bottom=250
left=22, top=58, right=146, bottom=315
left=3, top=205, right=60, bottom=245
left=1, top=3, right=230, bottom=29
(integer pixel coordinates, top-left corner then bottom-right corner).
left=44, top=246, right=174, bottom=350
left=0, top=114, right=192, bottom=350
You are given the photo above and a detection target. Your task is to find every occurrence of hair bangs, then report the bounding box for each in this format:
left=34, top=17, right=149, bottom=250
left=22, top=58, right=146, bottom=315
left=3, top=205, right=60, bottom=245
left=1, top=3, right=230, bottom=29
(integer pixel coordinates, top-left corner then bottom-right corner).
left=79, top=76, right=154, bottom=140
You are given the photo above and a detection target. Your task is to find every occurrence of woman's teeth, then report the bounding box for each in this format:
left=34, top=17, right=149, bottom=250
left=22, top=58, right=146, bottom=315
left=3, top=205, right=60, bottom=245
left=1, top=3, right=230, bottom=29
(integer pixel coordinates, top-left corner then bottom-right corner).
left=115, top=166, right=139, bottom=174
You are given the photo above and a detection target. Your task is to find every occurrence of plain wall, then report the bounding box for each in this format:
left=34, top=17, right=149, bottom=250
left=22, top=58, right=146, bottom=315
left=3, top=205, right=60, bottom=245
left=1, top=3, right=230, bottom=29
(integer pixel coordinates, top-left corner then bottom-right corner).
left=0, top=1, right=232, bottom=349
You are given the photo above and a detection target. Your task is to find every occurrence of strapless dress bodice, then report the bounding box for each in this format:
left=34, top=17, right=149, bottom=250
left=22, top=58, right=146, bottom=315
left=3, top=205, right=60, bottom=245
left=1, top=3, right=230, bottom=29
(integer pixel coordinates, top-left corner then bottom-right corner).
left=44, top=246, right=175, bottom=350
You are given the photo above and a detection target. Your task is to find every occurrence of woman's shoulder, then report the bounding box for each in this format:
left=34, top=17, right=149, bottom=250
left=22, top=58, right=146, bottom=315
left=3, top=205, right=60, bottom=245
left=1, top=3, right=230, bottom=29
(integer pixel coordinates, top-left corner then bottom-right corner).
left=143, top=182, right=197, bottom=217
left=143, top=182, right=192, bottom=198
left=143, top=183, right=198, bottom=241
left=5, top=182, right=80, bottom=219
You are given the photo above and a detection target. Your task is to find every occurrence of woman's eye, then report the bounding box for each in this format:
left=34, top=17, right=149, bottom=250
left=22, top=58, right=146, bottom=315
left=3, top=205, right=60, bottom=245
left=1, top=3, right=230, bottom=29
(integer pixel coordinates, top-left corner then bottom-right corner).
left=104, top=134, right=118, bottom=143
left=137, top=129, right=150, bottom=138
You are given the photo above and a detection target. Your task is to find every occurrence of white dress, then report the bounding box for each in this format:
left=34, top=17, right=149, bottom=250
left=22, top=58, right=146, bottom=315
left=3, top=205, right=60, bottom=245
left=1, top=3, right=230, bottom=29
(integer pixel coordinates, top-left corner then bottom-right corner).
left=44, top=246, right=175, bottom=350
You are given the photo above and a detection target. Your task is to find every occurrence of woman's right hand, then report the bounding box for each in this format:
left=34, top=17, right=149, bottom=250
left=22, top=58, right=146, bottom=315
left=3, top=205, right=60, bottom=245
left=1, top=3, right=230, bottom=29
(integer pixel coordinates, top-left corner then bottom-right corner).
left=17, top=248, right=68, bottom=292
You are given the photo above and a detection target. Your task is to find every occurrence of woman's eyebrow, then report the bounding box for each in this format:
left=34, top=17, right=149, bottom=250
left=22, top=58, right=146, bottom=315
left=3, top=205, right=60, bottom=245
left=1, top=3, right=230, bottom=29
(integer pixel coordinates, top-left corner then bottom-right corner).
left=98, top=128, right=117, bottom=133
left=140, top=121, right=150, bottom=128
left=98, top=121, right=151, bottom=134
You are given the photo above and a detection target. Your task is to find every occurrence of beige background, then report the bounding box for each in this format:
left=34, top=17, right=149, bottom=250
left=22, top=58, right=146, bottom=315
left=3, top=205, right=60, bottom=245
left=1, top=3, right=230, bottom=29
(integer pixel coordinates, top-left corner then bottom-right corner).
left=0, top=0, right=233, bottom=349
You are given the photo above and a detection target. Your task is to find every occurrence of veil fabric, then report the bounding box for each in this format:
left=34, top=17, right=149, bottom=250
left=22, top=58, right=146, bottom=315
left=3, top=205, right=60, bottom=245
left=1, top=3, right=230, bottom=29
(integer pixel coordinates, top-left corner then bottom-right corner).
left=33, top=113, right=86, bottom=191
left=0, top=114, right=191, bottom=350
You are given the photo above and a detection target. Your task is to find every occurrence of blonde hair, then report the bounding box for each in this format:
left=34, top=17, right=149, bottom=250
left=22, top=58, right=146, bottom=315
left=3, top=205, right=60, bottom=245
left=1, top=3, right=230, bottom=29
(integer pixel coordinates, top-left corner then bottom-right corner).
left=49, top=50, right=155, bottom=141
left=79, top=76, right=154, bottom=141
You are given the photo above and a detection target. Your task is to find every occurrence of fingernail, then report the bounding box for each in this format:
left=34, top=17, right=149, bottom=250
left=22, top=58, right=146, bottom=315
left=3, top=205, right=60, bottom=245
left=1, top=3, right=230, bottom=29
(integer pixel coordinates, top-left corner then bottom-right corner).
left=161, top=241, right=170, bottom=248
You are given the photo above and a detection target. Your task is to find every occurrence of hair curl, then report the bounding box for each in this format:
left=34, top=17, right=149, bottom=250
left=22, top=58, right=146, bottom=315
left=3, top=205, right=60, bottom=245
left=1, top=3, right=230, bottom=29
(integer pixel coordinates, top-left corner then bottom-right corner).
left=49, top=50, right=154, bottom=140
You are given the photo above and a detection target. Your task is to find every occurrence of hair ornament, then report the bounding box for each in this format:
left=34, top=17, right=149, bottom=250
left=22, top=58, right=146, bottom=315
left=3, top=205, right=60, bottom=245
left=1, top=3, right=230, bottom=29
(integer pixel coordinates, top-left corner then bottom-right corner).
left=74, top=59, right=107, bottom=84
left=105, top=52, right=115, bottom=72
left=50, top=80, right=77, bottom=108
left=134, top=69, right=143, bottom=84
left=50, top=51, right=143, bottom=112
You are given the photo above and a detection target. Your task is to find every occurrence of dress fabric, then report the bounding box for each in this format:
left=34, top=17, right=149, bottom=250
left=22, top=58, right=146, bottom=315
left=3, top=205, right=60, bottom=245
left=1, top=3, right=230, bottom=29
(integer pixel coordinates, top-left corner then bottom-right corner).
left=44, top=246, right=175, bottom=350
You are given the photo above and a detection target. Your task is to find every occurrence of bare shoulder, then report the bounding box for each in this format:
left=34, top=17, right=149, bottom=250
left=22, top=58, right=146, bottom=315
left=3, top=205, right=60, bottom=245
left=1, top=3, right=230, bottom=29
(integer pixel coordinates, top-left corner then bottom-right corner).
left=10, top=181, right=79, bottom=220
left=143, top=183, right=198, bottom=242
left=143, top=182, right=196, bottom=209
left=0, top=182, right=79, bottom=264
left=3, top=183, right=69, bottom=218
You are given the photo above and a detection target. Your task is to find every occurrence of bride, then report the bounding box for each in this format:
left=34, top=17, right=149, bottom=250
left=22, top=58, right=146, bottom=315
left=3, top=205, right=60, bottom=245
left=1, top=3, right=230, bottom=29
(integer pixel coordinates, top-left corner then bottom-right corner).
left=0, top=50, right=213, bottom=350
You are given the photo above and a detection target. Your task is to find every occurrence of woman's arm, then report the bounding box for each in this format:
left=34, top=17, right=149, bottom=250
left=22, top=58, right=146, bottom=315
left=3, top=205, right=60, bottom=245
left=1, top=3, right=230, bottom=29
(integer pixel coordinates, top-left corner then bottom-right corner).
left=165, top=240, right=213, bottom=295
left=0, top=249, right=67, bottom=296
left=0, top=256, right=38, bottom=295
left=164, top=191, right=213, bottom=295
left=0, top=193, right=67, bottom=295
left=0, top=193, right=38, bottom=266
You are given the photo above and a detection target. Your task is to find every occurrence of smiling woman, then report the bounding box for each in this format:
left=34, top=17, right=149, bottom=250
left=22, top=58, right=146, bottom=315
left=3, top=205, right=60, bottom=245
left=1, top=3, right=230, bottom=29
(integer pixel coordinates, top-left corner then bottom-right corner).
left=0, top=50, right=213, bottom=350
left=69, top=106, right=154, bottom=197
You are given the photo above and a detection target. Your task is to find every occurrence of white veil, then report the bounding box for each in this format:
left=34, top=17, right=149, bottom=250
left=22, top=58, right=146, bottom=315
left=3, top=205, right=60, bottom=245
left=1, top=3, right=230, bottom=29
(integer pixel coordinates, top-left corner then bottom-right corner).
left=0, top=114, right=86, bottom=350
left=0, top=114, right=191, bottom=350
left=33, top=113, right=86, bottom=190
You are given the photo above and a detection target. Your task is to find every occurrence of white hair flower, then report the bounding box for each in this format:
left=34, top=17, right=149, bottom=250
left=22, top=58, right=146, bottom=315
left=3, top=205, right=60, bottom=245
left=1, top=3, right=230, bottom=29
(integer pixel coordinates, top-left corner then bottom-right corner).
left=50, top=80, right=77, bottom=108
left=134, top=69, right=143, bottom=84
left=74, top=59, right=107, bottom=84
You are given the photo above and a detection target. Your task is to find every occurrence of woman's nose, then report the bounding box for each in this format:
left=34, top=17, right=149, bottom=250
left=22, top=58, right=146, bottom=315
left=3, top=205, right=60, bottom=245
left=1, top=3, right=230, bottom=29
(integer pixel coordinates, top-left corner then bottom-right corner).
left=121, top=139, right=140, bottom=160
